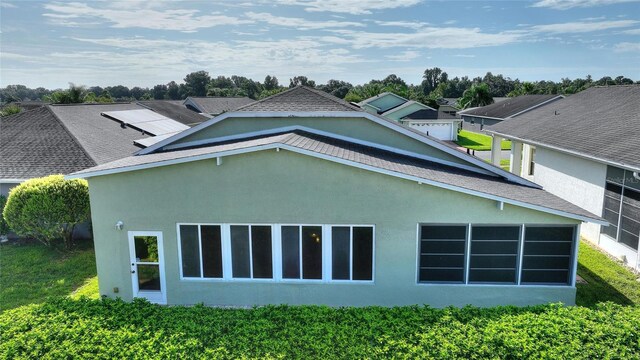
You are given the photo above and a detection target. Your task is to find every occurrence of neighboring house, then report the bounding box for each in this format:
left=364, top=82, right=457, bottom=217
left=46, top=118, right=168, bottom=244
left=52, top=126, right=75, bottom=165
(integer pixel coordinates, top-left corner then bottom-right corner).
left=0, top=102, right=207, bottom=196
left=485, top=85, right=640, bottom=270
left=460, top=95, right=563, bottom=131
left=359, top=93, right=462, bottom=141
left=183, top=96, right=255, bottom=116
left=67, top=86, right=602, bottom=308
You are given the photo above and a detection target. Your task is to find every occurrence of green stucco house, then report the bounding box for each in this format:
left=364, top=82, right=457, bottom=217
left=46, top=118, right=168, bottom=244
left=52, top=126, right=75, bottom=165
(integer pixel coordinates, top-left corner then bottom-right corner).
left=68, top=86, right=603, bottom=307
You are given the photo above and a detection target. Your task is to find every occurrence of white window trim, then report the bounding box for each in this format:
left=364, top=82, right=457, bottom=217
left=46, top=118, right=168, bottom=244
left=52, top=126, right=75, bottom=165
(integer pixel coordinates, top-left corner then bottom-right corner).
left=416, top=223, right=578, bottom=288
left=177, top=223, right=375, bottom=284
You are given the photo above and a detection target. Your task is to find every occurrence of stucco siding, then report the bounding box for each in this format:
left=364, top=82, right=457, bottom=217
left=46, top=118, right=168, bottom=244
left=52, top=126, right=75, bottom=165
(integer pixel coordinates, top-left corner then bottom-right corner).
left=172, top=116, right=472, bottom=166
left=0, top=183, right=19, bottom=197
left=88, top=149, right=578, bottom=307
left=384, top=103, right=426, bottom=121
left=533, top=147, right=606, bottom=243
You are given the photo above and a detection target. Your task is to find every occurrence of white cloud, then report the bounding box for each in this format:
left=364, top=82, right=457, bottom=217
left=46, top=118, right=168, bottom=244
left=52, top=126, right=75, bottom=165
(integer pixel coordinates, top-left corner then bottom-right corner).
left=530, top=19, right=638, bottom=33
left=531, top=0, right=639, bottom=10
left=331, top=27, right=522, bottom=49
left=622, top=28, right=640, bottom=34
left=245, top=12, right=364, bottom=30
left=386, top=50, right=421, bottom=61
left=374, top=20, right=428, bottom=30
left=0, top=2, right=17, bottom=8
left=43, top=2, right=253, bottom=31
left=454, top=54, right=476, bottom=58
left=272, top=0, right=422, bottom=14
left=614, top=42, right=640, bottom=52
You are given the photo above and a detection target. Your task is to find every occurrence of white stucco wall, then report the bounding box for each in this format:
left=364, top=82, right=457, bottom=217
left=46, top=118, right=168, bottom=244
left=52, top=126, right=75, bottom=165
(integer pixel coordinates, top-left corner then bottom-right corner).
left=533, top=147, right=607, bottom=243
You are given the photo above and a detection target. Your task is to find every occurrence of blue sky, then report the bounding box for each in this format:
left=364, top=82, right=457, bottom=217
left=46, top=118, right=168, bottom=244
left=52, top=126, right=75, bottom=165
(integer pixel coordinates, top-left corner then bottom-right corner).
left=1, top=0, right=639, bottom=89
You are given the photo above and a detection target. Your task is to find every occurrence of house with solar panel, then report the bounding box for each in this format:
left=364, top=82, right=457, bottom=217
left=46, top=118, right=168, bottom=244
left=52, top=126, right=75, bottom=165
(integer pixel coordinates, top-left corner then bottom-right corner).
left=66, top=86, right=604, bottom=307
left=485, top=85, right=640, bottom=271
left=358, top=92, right=462, bottom=141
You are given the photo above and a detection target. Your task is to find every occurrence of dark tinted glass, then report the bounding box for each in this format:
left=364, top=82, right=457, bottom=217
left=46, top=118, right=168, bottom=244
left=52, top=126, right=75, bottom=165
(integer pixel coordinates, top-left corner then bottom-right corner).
left=521, top=226, right=574, bottom=285
left=201, top=225, right=223, bottom=278
left=469, top=226, right=519, bottom=284
left=621, top=188, right=640, bottom=249
left=302, top=226, right=322, bottom=279
left=353, top=227, right=373, bottom=281
left=282, top=226, right=300, bottom=279
left=230, top=225, right=250, bottom=278
left=419, top=225, right=466, bottom=283
left=179, top=225, right=200, bottom=277
left=251, top=226, right=273, bottom=278
left=331, top=227, right=350, bottom=280
left=134, top=236, right=159, bottom=262
left=472, top=226, right=520, bottom=240
left=137, top=264, right=161, bottom=291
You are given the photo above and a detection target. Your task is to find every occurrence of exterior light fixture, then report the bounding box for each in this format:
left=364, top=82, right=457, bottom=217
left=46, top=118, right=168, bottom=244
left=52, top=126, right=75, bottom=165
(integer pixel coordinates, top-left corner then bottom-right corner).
left=115, top=221, right=124, bottom=230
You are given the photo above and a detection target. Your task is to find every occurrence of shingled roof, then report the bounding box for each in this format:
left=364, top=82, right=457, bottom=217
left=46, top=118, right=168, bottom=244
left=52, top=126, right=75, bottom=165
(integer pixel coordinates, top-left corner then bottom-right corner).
left=236, top=86, right=360, bottom=112
left=69, top=129, right=601, bottom=222
left=402, top=109, right=459, bottom=120
left=185, top=97, right=254, bottom=114
left=0, top=106, right=96, bottom=179
left=486, top=85, right=640, bottom=170
left=460, top=94, right=563, bottom=119
left=138, top=100, right=208, bottom=126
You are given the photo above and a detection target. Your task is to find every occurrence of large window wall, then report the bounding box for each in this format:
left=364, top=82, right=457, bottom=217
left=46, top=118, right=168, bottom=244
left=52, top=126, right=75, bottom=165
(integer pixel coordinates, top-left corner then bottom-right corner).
left=418, top=224, right=577, bottom=286
left=178, top=224, right=374, bottom=282
left=601, top=167, right=640, bottom=250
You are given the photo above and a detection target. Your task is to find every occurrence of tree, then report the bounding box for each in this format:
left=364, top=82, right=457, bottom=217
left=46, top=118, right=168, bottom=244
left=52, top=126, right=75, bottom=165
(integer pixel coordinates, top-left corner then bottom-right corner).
left=130, top=87, right=147, bottom=100
left=45, top=83, right=85, bottom=104
left=0, top=103, right=22, bottom=117
left=3, top=175, right=90, bottom=248
left=458, top=83, right=494, bottom=109
left=152, top=84, right=168, bottom=100
left=317, top=79, right=353, bottom=99
left=263, top=75, right=279, bottom=91
left=104, top=85, right=130, bottom=100
left=289, top=76, right=316, bottom=88
left=210, top=75, right=235, bottom=89
left=184, top=71, right=211, bottom=96
left=422, top=67, right=448, bottom=95
left=166, top=81, right=181, bottom=100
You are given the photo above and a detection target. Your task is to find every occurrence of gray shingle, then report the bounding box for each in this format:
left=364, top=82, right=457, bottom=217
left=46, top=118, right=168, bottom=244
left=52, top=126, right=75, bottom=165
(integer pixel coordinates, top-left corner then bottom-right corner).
left=236, top=86, right=359, bottom=112
left=187, top=97, right=254, bottom=114
left=402, top=109, right=458, bottom=120
left=71, top=130, right=600, bottom=221
left=486, top=85, right=640, bottom=169
left=0, top=106, right=96, bottom=179
left=461, top=95, right=563, bottom=119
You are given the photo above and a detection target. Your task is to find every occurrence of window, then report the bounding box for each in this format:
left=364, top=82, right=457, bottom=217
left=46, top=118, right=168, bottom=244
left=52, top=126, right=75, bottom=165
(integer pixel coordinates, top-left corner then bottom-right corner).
left=418, top=225, right=467, bottom=283
left=230, top=225, right=273, bottom=279
left=528, top=147, right=536, bottom=176
left=281, top=226, right=323, bottom=280
left=179, top=224, right=223, bottom=278
left=521, top=226, right=574, bottom=285
left=601, top=167, right=640, bottom=250
left=469, top=226, right=520, bottom=284
left=331, top=226, right=374, bottom=281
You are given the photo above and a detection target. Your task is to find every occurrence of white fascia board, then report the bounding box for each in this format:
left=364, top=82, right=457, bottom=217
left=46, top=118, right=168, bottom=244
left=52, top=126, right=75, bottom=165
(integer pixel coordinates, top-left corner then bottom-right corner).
left=508, top=95, right=564, bottom=119
left=461, top=114, right=505, bottom=122
left=137, top=111, right=541, bottom=188
left=163, top=125, right=494, bottom=176
left=486, top=130, right=640, bottom=172
left=66, top=143, right=602, bottom=224
left=0, top=179, right=27, bottom=183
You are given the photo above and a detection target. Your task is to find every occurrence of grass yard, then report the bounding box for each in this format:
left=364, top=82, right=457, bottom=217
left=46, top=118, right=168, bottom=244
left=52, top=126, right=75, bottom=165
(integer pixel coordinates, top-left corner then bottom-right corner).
left=1, top=239, right=640, bottom=358
left=456, top=129, right=511, bottom=151
left=0, top=241, right=97, bottom=311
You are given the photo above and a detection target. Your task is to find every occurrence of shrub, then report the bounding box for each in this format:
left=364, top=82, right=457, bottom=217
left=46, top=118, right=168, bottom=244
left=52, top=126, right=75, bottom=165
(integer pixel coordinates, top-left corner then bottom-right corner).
left=3, top=175, right=90, bottom=248
left=0, top=299, right=638, bottom=359
left=0, top=195, right=8, bottom=236
left=0, top=103, right=22, bottom=117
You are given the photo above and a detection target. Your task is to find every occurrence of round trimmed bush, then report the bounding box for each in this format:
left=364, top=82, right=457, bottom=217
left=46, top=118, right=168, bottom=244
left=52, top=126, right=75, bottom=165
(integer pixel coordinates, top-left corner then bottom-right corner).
left=3, top=175, right=90, bottom=248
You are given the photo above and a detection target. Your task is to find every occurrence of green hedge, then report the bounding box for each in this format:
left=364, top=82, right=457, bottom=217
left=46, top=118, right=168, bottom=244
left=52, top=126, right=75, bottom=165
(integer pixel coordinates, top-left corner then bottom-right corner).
left=1, top=298, right=639, bottom=359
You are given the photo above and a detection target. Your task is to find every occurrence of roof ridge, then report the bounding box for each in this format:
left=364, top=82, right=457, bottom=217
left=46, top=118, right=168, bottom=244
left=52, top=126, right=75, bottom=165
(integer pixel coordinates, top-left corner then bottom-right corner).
left=44, top=105, right=98, bottom=167
left=232, top=87, right=301, bottom=111
left=298, top=86, right=363, bottom=111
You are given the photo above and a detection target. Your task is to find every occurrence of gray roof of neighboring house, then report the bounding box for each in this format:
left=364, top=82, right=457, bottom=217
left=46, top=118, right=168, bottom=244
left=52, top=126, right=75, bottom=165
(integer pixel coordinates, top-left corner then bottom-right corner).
left=460, top=94, right=563, bottom=119
left=237, top=86, right=359, bottom=112
left=70, top=130, right=600, bottom=222
left=402, top=109, right=459, bottom=120
left=48, top=103, right=151, bottom=165
left=137, top=100, right=208, bottom=126
left=486, top=85, right=640, bottom=170
left=186, top=97, right=254, bottom=114
left=0, top=106, right=96, bottom=179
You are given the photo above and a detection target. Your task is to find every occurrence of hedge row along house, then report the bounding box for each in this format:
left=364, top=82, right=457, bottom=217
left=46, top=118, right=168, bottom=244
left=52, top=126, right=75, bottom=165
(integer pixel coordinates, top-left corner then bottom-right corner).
left=67, top=86, right=604, bottom=307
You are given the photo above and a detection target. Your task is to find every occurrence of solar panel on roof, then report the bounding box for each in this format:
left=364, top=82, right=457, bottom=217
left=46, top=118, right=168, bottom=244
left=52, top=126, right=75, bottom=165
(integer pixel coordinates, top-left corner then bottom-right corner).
left=134, top=132, right=180, bottom=148
left=101, top=109, right=189, bottom=136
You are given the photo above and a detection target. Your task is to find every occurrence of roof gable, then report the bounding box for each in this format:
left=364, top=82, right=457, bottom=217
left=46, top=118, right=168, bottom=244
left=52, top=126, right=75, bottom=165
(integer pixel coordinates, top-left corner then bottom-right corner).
left=358, top=92, right=407, bottom=113
left=236, top=86, right=358, bottom=112
left=184, top=96, right=254, bottom=114
left=461, top=95, right=563, bottom=120
left=486, top=85, right=640, bottom=170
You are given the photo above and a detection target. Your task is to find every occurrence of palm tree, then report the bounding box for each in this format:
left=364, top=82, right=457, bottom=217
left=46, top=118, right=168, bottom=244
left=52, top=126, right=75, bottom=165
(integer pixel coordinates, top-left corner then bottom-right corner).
left=458, top=83, right=494, bottom=109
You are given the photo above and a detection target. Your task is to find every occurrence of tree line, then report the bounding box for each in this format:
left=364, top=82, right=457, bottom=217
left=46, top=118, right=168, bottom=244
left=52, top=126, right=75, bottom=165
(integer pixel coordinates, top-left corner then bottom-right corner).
left=1, top=68, right=636, bottom=110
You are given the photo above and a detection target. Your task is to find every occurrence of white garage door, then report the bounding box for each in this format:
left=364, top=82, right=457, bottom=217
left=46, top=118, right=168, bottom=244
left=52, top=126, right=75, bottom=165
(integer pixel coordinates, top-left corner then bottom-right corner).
left=407, top=122, right=453, bottom=141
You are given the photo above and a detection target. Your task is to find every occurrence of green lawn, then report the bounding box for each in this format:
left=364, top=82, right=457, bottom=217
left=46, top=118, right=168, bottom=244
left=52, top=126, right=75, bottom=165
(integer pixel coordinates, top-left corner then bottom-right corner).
left=456, top=130, right=511, bottom=151
left=0, top=241, right=97, bottom=311
left=576, top=240, right=640, bottom=307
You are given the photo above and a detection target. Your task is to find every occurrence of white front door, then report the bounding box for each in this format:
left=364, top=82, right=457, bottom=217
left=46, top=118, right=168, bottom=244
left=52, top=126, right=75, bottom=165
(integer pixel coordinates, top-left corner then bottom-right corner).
left=128, top=231, right=166, bottom=304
